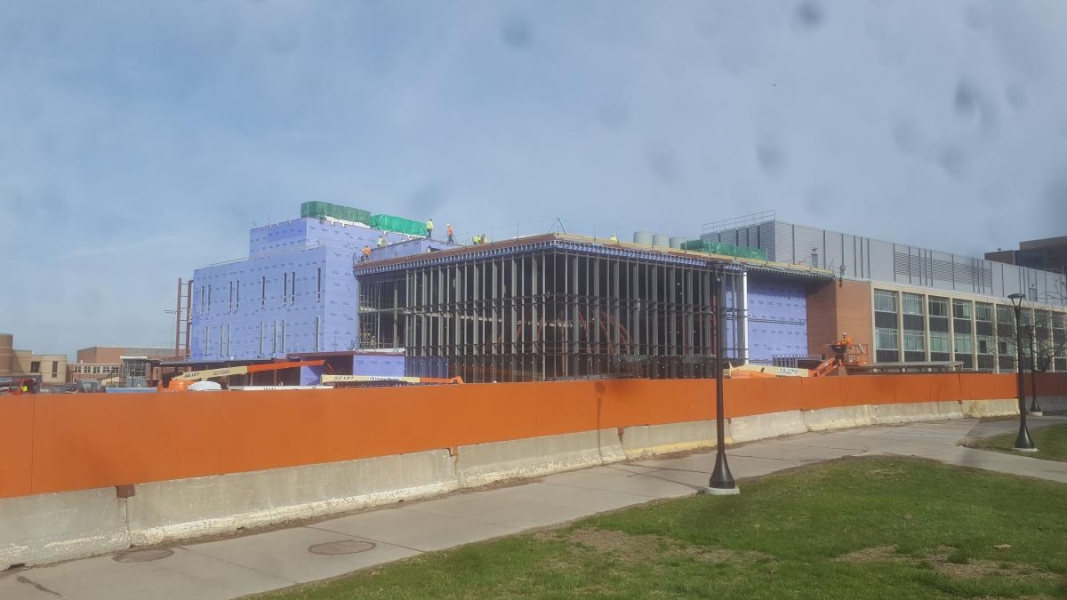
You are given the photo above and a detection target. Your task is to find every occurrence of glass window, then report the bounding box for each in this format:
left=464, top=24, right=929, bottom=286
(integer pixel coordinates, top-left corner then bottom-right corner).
left=996, top=304, right=1014, bottom=324
left=930, top=332, right=950, bottom=353
left=952, top=300, right=972, bottom=320
left=929, top=297, right=948, bottom=317
left=876, top=328, right=899, bottom=350
left=977, top=336, right=994, bottom=355
left=902, top=293, right=924, bottom=315
left=903, top=331, right=925, bottom=351
left=874, top=290, right=898, bottom=313
left=975, top=303, right=993, bottom=322
left=954, top=334, right=973, bottom=353
left=1035, top=310, right=1051, bottom=331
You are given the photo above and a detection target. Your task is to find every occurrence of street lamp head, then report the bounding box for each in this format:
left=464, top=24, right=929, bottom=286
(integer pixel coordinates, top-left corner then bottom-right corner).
left=1008, top=293, right=1025, bottom=309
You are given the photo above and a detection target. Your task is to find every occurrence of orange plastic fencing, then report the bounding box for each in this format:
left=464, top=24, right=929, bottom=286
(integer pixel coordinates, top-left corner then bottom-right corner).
left=0, top=373, right=1059, bottom=500
left=1030, top=372, right=1067, bottom=397
left=0, top=396, right=34, bottom=498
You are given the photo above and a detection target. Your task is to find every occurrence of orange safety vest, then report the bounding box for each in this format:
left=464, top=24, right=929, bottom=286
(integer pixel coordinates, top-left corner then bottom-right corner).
left=447, top=225, right=454, bottom=236
left=362, top=247, right=371, bottom=257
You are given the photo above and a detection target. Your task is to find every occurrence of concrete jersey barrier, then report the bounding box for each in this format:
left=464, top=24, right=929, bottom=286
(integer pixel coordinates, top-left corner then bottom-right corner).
left=0, top=386, right=1039, bottom=570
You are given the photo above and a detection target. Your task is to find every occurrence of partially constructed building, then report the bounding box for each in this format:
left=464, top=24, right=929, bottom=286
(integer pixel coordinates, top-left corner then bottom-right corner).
left=354, top=234, right=830, bottom=383
left=185, top=204, right=837, bottom=382
left=186, top=205, right=1067, bottom=383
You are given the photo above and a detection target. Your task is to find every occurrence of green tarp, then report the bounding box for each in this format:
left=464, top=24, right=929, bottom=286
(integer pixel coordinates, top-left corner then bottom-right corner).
left=681, top=239, right=767, bottom=260
left=370, top=214, right=427, bottom=236
left=300, top=201, right=372, bottom=225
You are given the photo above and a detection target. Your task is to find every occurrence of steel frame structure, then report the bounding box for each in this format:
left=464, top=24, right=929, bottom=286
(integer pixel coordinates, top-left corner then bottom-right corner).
left=358, top=240, right=747, bottom=383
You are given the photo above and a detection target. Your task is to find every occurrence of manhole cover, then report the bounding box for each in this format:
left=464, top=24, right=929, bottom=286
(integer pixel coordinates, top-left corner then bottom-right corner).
left=113, top=549, right=174, bottom=563
left=308, top=540, right=376, bottom=555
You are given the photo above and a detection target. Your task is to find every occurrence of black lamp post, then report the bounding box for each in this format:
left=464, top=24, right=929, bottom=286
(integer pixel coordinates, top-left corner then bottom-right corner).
left=1007, top=293, right=1037, bottom=452
left=1028, top=325, right=1043, bottom=416
left=706, top=269, right=739, bottom=495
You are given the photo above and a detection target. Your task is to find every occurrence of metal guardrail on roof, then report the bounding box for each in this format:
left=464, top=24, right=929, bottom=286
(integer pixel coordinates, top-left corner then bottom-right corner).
left=702, top=210, right=777, bottom=234
left=350, top=233, right=833, bottom=279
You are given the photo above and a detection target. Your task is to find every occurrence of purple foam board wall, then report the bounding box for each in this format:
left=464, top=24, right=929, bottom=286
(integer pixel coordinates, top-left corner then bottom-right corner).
left=746, top=277, right=809, bottom=362
left=300, top=364, right=325, bottom=386
left=353, top=354, right=405, bottom=377
left=192, top=243, right=362, bottom=360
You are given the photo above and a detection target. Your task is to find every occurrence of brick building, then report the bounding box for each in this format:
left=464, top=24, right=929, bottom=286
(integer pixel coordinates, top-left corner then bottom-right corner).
left=986, top=236, right=1067, bottom=276
left=70, top=346, right=174, bottom=385
left=0, top=333, right=67, bottom=388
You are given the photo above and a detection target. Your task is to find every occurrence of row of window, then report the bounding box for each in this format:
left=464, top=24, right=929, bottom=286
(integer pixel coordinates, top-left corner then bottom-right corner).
left=199, top=269, right=325, bottom=315
left=874, top=289, right=1067, bottom=370
left=878, top=291, right=1004, bottom=322
left=70, top=365, right=120, bottom=375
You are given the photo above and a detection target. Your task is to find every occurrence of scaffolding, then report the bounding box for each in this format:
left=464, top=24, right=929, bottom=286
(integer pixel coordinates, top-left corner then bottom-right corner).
left=172, top=278, right=193, bottom=359
left=358, top=242, right=746, bottom=383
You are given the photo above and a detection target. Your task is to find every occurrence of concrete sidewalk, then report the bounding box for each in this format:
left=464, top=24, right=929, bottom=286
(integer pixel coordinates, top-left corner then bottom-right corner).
left=4, top=416, right=1066, bottom=600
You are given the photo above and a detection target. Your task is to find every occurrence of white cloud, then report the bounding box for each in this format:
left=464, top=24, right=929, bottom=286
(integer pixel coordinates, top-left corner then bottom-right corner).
left=1, top=0, right=1066, bottom=354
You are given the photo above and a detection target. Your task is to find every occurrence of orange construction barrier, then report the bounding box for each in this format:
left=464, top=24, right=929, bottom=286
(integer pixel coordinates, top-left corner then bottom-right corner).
left=0, top=373, right=1058, bottom=500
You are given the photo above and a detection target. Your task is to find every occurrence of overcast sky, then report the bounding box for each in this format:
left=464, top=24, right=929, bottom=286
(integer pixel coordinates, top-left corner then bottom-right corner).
left=2, top=0, right=1066, bottom=355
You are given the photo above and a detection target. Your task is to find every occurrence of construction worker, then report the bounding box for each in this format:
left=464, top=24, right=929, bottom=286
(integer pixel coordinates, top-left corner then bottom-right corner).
left=20, top=381, right=29, bottom=394
left=426, top=218, right=434, bottom=239
left=480, top=233, right=489, bottom=244
left=377, top=234, right=386, bottom=248
left=446, top=223, right=454, bottom=244
left=609, top=233, right=618, bottom=243
left=843, top=332, right=853, bottom=347
left=361, top=245, right=371, bottom=263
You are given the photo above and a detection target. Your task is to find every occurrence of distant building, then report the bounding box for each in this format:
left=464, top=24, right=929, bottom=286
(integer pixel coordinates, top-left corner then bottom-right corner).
left=986, top=236, right=1067, bottom=276
left=0, top=333, right=67, bottom=386
left=71, top=346, right=174, bottom=385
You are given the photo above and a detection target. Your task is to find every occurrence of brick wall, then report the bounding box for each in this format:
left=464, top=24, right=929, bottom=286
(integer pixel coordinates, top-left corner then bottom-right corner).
left=76, top=347, right=124, bottom=364
left=806, top=279, right=872, bottom=357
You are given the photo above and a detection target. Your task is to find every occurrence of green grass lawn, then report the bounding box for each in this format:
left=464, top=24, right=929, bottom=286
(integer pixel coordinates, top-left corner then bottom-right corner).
left=967, top=423, right=1067, bottom=462
left=255, top=457, right=1067, bottom=600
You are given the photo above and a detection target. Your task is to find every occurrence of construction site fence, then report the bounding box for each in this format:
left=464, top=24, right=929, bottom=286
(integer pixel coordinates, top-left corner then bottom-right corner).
left=2, top=373, right=1065, bottom=500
